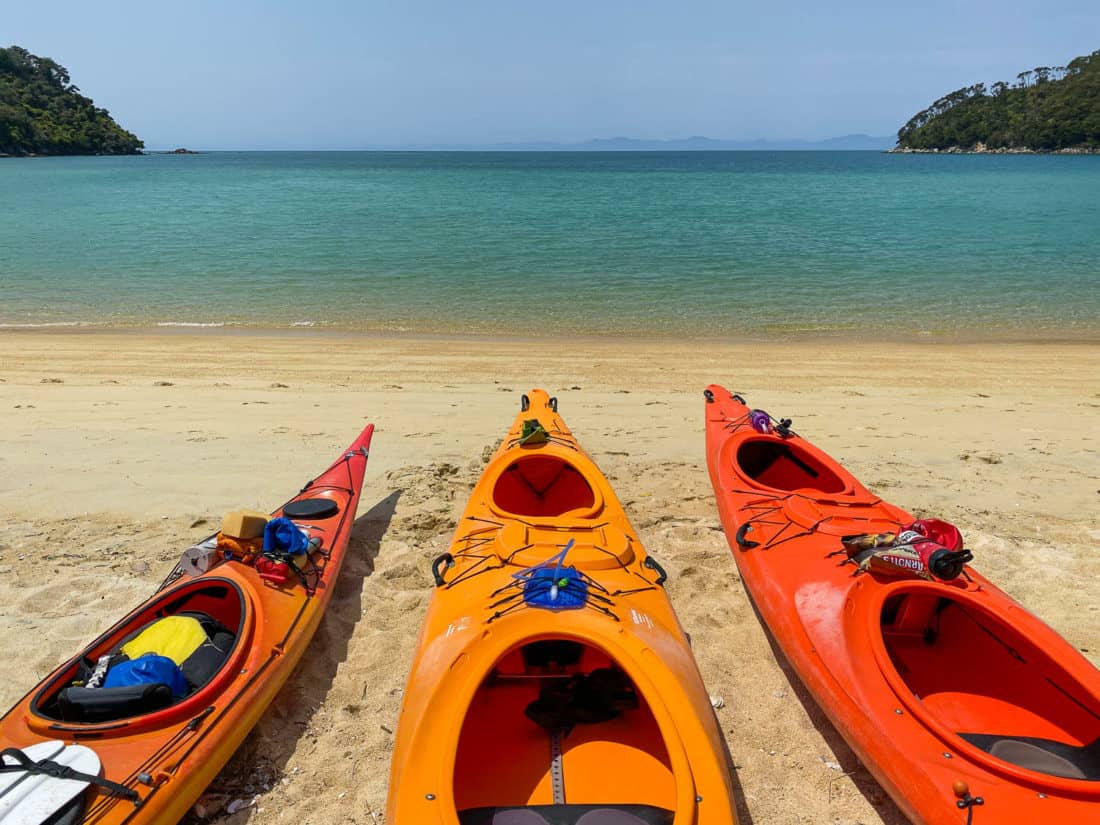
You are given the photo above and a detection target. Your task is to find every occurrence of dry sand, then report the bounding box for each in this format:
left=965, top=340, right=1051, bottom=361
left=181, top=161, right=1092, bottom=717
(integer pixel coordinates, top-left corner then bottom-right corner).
left=1, top=330, right=1098, bottom=825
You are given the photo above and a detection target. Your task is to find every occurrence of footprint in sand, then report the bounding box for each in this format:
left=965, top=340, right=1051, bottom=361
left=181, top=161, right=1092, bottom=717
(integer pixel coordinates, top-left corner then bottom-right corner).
left=17, top=582, right=82, bottom=614
left=381, top=561, right=419, bottom=581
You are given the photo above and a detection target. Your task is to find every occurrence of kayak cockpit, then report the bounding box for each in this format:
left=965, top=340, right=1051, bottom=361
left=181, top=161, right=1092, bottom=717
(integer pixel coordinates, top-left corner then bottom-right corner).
left=32, top=579, right=246, bottom=726
left=735, top=438, right=847, bottom=494
left=879, top=587, right=1100, bottom=781
left=453, top=639, right=675, bottom=824
left=492, top=455, right=597, bottom=519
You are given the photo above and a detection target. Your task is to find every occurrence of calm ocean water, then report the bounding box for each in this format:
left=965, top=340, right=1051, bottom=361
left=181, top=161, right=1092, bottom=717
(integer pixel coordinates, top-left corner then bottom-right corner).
left=1, top=151, right=1098, bottom=338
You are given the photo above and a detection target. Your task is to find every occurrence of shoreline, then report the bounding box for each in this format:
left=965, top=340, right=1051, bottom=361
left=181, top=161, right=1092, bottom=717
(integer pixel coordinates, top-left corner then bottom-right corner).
left=4, top=323, right=1100, bottom=347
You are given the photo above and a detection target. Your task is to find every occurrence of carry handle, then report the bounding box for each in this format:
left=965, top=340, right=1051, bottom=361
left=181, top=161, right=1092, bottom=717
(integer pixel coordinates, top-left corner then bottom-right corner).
left=521, top=393, right=558, bottom=413
left=643, top=555, right=668, bottom=586
left=735, top=524, right=760, bottom=549
left=432, top=553, right=454, bottom=587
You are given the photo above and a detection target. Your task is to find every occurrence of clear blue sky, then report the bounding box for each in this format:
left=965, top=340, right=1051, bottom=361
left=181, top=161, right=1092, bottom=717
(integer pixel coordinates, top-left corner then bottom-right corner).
left=7, top=1, right=1099, bottom=149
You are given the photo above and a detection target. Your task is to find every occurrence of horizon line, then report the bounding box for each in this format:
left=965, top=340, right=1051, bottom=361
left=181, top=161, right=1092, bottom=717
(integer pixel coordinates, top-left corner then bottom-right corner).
left=142, top=134, right=898, bottom=153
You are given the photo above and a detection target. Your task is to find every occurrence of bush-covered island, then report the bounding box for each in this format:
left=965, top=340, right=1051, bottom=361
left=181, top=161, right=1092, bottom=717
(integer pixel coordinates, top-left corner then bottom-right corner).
left=895, top=49, right=1099, bottom=153
left=1, top=45, right=143, bottom=156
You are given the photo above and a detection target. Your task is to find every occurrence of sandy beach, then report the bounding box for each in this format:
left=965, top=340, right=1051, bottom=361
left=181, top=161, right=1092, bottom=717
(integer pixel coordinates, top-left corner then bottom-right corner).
left=1, top=330, right=1098, bottom=825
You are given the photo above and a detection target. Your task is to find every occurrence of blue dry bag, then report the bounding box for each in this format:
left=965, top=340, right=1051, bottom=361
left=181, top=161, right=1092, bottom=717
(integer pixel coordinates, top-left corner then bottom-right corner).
left=263, top=517, right=310, bottom=556
left=103, top=654, right=189, bottom=698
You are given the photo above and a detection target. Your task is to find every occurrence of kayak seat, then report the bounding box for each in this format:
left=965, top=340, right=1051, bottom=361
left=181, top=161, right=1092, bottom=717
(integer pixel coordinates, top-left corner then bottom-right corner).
left=959, top=733, right=1100, bottom=780
left=55, top=611, right=236, bottom=723
left=458, top=804, right=674, bottom=825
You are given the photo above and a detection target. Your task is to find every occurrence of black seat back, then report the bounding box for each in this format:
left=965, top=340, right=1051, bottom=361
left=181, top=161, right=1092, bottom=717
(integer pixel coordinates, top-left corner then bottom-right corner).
left=57, top=683, right=173, bottom=723
left=459, top=805, right=674, bottom=825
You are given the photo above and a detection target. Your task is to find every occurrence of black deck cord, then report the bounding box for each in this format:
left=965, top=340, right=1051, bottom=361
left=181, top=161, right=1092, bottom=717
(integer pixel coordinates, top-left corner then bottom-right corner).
left=77, top=705, right=217, bottom=823
left=0, top=747, right=140, bottom=803
left=957, top=790, right=983, bottom=824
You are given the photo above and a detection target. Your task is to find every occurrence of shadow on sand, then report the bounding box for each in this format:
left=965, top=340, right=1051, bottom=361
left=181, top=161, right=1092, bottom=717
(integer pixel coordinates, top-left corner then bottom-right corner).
left=745, top=591, right=911, bottom=825
left=711, top=703, right=756, bottom=825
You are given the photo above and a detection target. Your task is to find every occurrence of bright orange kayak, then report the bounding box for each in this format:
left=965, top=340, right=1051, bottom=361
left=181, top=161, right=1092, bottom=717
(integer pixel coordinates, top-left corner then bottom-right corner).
left=703, top=385, right=1100, bottom=824
left=388, top=390, right=737, bottom=825
left=0, top=424, right=373, bottom=824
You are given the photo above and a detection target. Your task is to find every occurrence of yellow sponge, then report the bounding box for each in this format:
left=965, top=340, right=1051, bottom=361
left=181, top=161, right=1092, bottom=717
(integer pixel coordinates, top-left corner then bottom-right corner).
left=221, top=509, right=269, bottom=539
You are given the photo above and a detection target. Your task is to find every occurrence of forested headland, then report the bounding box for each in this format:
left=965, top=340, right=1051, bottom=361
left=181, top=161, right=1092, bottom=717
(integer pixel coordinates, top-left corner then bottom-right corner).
left=1, top=45, right=143, bottom=156
left=895, top=50, right=1099, bottom=153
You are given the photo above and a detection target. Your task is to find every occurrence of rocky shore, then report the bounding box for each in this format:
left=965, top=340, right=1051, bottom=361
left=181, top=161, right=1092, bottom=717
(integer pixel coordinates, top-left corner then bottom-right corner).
left=890, top=143, right=1099, bottom=154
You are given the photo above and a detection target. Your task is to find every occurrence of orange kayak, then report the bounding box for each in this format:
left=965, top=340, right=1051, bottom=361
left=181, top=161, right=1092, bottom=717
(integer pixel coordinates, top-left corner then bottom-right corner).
left=387, top=390, right=737, bottom=825
left=0, top=424, right=373, bottom=824
left=703, top=385, right=1100, bottom=824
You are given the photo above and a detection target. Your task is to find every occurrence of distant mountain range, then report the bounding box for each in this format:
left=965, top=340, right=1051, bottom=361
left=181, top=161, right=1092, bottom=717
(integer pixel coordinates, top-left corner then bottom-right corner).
left=534, top=134, right=896, bottom=151
left=378, top=134, right=897, bottom=152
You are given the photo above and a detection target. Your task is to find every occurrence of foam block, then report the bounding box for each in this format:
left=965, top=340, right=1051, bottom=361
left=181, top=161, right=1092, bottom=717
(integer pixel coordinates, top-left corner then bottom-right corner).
left=221, top=509, right=269, bottom=539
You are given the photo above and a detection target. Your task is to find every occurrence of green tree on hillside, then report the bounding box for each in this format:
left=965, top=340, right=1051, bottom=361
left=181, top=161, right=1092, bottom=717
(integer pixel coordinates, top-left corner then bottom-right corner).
left=897, top=49, right=1100, bottom=151
left=0, top=45, right=143, bottom=156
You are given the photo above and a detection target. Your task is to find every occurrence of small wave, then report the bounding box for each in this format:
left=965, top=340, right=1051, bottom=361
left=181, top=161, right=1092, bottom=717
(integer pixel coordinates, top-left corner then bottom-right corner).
left=0, top=321, right=87, bottom=329
left=156, top=321, right=227, bottom=328
left=290, top=320, right=316, bottom=327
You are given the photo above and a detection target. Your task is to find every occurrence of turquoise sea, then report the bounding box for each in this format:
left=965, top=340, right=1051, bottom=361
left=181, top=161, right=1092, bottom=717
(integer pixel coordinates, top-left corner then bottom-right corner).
left=1, top=151, right=1098, bottom=339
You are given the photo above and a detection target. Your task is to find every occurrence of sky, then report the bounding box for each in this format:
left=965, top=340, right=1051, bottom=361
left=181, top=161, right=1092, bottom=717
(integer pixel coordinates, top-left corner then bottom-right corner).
left=5, top=1, right=1099, bottom=150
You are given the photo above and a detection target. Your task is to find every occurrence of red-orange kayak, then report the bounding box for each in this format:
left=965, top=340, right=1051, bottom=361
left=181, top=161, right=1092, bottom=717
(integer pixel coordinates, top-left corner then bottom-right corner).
left=0, top=424, right=373, bottom=824
left=703, top=385, right=1100, bottom=824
